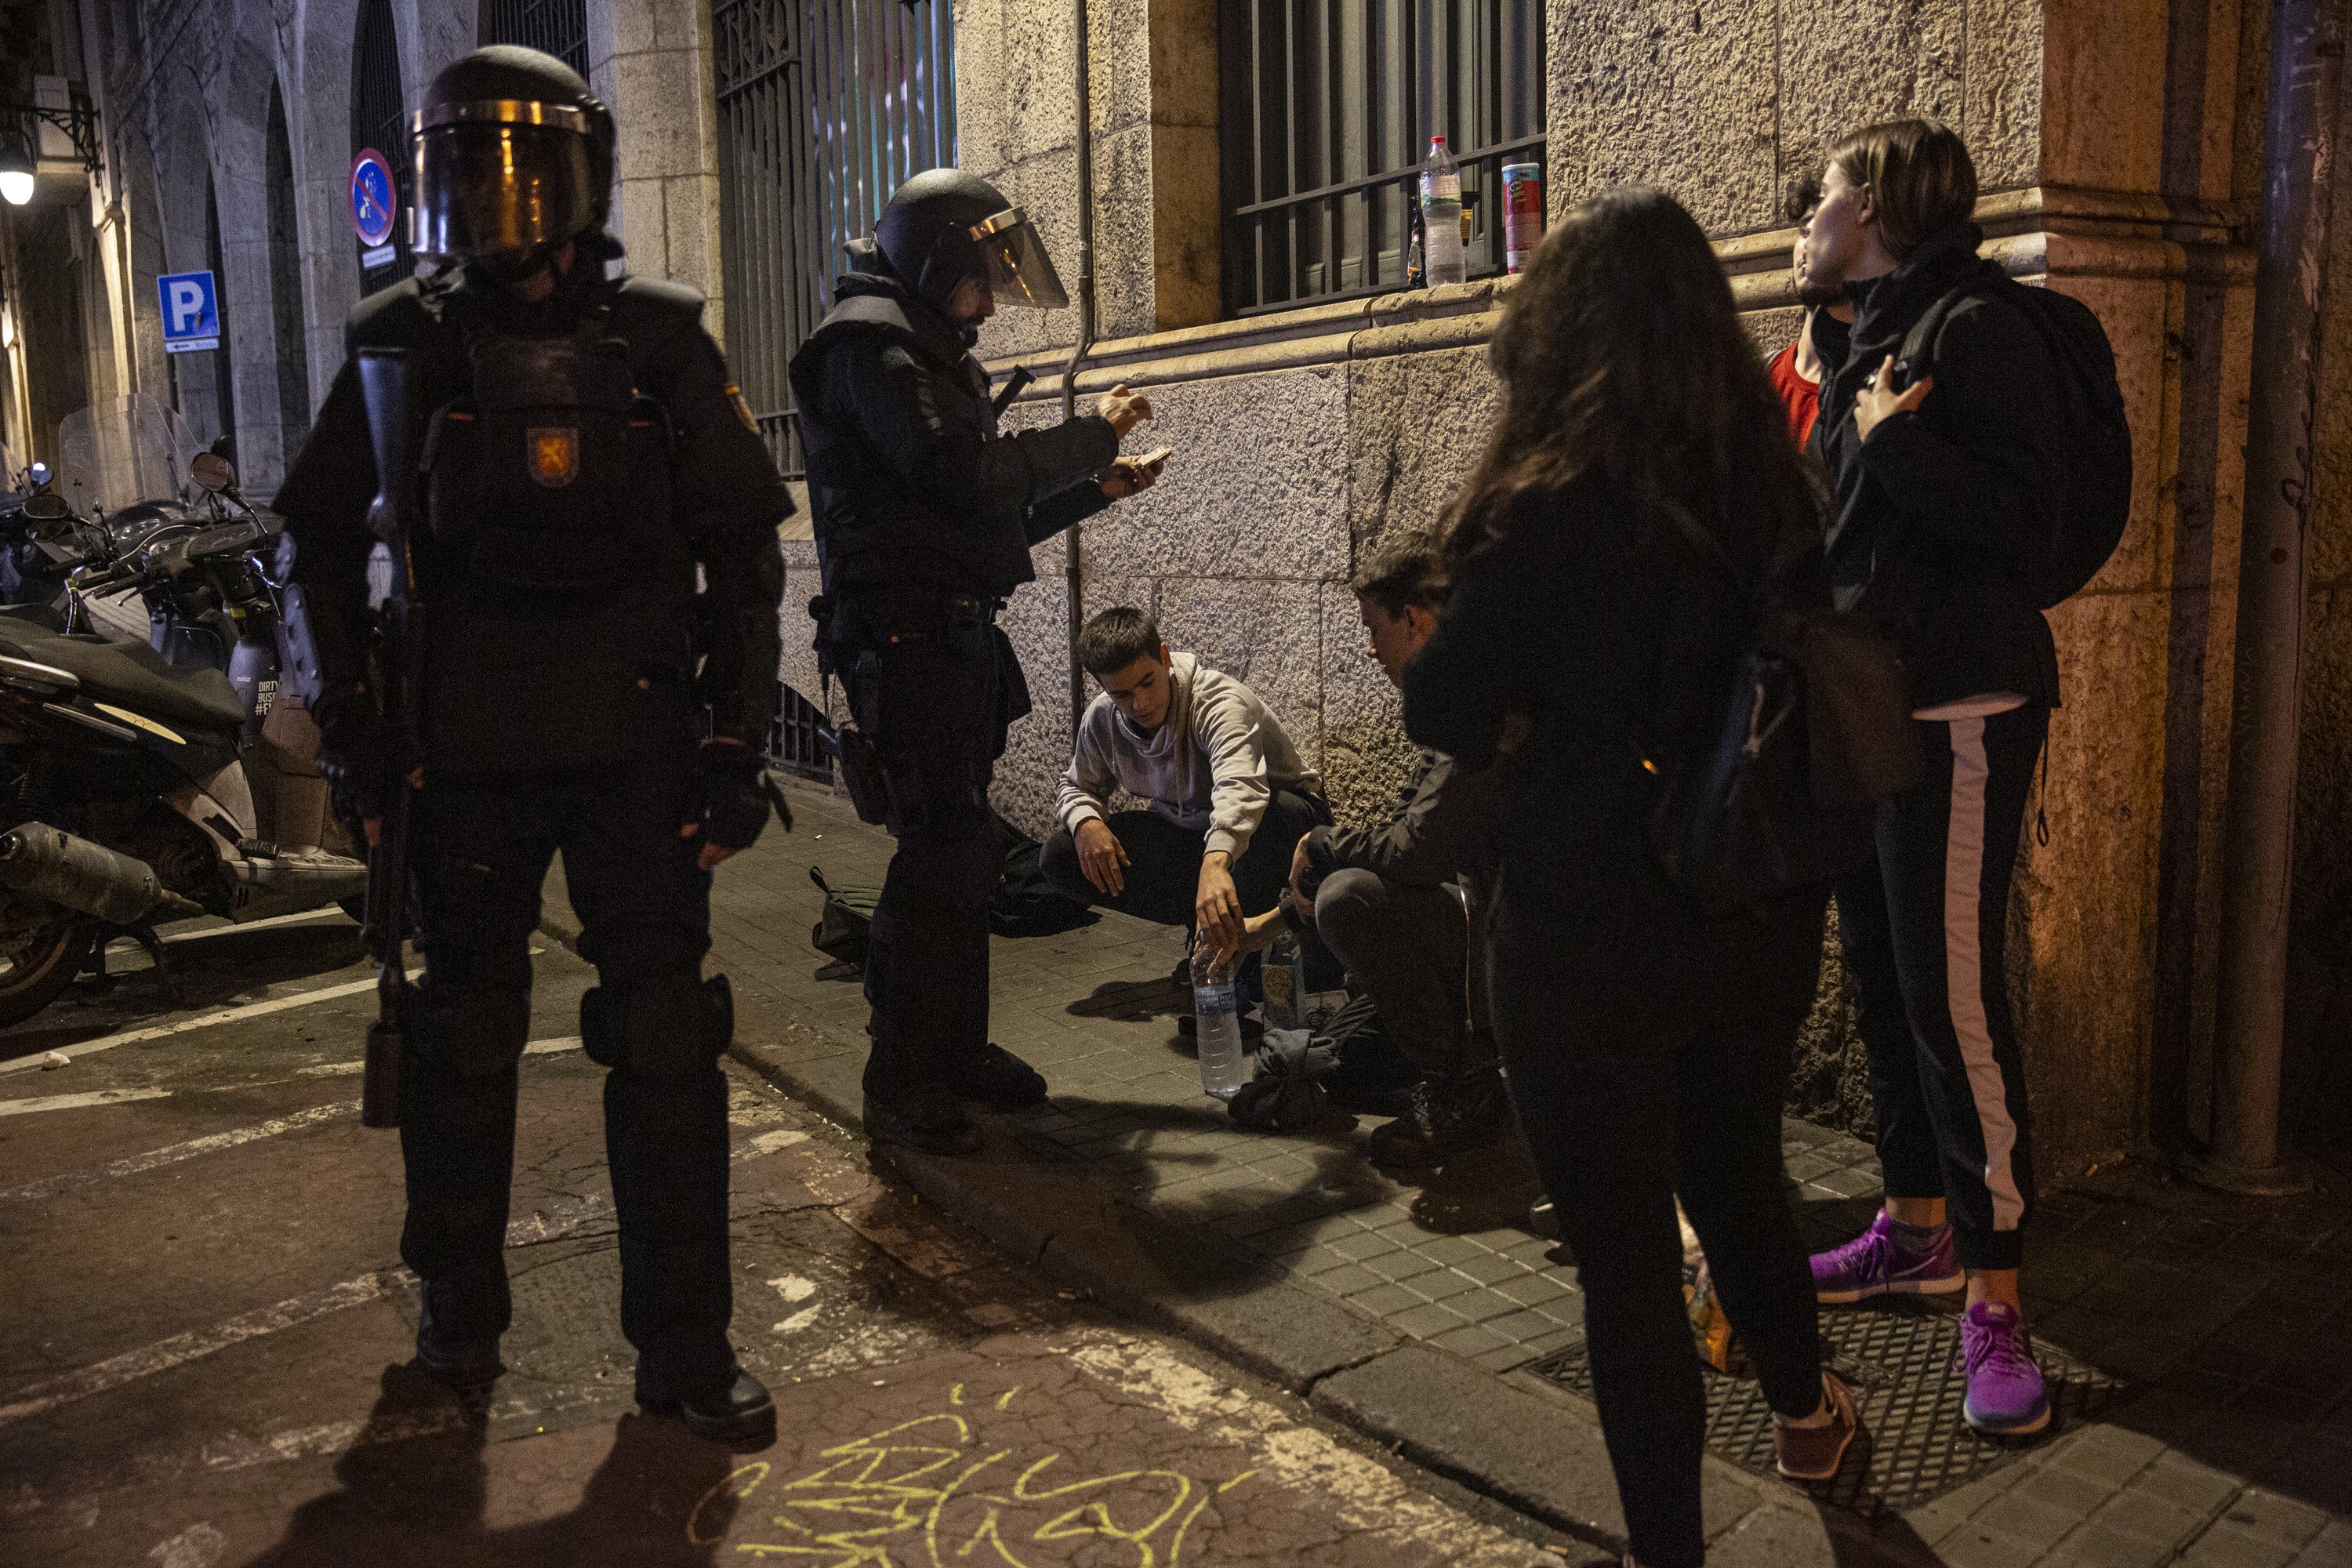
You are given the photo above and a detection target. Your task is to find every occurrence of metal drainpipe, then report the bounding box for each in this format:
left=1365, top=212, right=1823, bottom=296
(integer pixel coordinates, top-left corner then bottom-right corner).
left=1060, top=0, right=1098, bottom=731
left=2198, top=0, right=2343, bottom=1196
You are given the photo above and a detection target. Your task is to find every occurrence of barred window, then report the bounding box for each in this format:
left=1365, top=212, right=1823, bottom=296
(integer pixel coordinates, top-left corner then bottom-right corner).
left=1218, top=0, right=1544, bottom=316
left=480, top=0, right=591, bottom=78
left=711, top=0, right=956, bottom=477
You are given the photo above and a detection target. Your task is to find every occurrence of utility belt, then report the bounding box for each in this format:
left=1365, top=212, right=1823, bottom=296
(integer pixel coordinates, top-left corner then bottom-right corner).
left=809, top=582, right=1028, bottom=829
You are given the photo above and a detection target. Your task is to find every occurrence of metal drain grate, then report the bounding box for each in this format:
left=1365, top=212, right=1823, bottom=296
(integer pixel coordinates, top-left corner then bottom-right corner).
left=1524, top=1299, right=2126, bottom=1516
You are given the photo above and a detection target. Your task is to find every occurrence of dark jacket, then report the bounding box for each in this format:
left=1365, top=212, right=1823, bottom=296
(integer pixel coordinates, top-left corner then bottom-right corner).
left=1398, top=476, right=1746, bottom=919
left=274, top=243, right=789, bottom=769
left=1302, top=747, right=1508, bottom=894
left=789, top=267, right=1118, bottom=599
left=1813, top=221, right=2063, bottom=710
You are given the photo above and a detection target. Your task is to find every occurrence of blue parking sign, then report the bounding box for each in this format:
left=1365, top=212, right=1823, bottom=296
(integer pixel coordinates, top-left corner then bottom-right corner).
left=158, top=270, right=220, bottom=354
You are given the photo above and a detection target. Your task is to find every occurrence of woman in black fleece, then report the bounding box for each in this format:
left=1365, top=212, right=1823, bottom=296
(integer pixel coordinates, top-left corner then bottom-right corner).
left=1400, top=187, right=1857, bottom=1568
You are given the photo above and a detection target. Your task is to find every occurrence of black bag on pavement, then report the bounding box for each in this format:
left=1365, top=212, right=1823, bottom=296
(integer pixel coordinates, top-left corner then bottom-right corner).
left=1896, top=277, right=2132, bottom=608
left=809, top=866, right=880, bottom=967
left=988, top=811, right=1098, bottom=938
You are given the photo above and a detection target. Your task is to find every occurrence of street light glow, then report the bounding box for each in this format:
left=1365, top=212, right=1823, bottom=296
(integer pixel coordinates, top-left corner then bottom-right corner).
left=0, top=146, right=32, bottom=205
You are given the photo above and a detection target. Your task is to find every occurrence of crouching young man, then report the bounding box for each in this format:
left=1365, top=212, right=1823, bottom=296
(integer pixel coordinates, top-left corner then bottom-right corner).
left=1252, top=530, right=1512, bottom=1166
left=1042, top=609, right=1326, bottom=961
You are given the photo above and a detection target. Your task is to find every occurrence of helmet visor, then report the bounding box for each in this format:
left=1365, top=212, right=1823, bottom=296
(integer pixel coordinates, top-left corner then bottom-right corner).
left=410, top=118, right=593, bottom=259
left=971, top=209, right=1068, bottom=310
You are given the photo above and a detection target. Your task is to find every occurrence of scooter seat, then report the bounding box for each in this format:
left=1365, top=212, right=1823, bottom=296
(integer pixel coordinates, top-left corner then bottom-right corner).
left=0, top=630, right=246, bottom=735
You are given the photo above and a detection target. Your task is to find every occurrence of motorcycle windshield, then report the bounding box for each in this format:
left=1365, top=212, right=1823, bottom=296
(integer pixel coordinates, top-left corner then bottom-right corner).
left=56, top=396, right=200, bottom=519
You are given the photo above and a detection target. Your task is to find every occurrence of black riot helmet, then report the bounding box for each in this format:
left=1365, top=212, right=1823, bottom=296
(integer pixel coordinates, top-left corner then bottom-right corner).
left=873, top=169, right=1068, bottom=318
left=409, top=45, right=616, bottom=263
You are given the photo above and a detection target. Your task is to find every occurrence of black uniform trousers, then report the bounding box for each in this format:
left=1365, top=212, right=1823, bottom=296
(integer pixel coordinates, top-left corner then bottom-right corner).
left=847, top=594, right=1013, bottom=1105
left=1837, top=702, right=2047, bottom=1272
left=398, top=702, right=735, bottom=1404
left=1489, top=857, right=1828, bottom=1568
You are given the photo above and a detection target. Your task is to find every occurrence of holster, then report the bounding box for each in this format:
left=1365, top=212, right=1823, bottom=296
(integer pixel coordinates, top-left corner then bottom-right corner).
left=831, top=720, right=893, bottom=826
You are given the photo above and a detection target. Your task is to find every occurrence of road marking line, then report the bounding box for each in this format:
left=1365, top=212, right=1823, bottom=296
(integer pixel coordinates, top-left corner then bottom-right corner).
left=0, top=1272, right=406, bottom=1428
left=0, top=1087, right=171, bottom=1117
left=0, top=1099, right=361, bottom=1203
left=158, top=908, right=357, bottom=943
left=0, top=1125, right=815, bottom=1427
left=0, top=971, right=411, bottom=1076
left=298, top=1036, right=582, bottom=1076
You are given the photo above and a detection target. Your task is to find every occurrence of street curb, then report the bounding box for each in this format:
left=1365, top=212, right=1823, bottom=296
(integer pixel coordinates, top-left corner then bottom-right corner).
left=533, top=866, right=1801, bottom=1559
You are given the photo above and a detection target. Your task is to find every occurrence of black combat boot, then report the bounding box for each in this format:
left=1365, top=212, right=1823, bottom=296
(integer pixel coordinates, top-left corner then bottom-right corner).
left=1365, top=1072, right=1511, bottom=1169
left=412, top=1278, right=506, bottom=1401
left=864, top=1080, right=985, bottom=1156
left=951, top=1042, right=1047, bottom=1109
left=642, top=1367, right=777, bottom=1446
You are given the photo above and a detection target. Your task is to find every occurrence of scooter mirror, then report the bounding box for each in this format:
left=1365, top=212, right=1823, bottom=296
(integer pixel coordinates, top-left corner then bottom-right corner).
left=21, top=494, right=68, bottom=521
left=191, top=452, right=237, bottom=493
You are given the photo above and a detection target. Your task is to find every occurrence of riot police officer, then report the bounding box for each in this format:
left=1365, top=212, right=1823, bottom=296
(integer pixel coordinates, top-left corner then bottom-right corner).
left=274, top=46, right=790, bottom=1443
left=791, top=169, right=1160, bottom=1156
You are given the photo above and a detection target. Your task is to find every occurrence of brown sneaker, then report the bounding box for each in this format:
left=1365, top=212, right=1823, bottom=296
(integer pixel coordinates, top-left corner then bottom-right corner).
left=1772, top=1371, right=1860, bottom=1482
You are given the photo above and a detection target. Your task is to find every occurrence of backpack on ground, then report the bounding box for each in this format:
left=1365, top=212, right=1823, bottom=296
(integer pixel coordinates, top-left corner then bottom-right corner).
left=1896, top=276, right=2132, bottom=608
left=1650, top=533, right=1922, bottom=917
left=809, top=866, right=879, bottom=967
left=987, top=811, right=1098, bottom=938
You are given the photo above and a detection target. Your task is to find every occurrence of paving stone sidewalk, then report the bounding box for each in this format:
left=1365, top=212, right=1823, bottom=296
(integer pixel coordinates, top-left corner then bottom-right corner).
left=545, top=777, right=2352, bottom=1568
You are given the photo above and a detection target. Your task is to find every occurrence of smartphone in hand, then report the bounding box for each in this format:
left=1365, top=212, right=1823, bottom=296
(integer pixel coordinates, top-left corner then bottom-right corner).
left=1138, top=446, right=1174, bottom=470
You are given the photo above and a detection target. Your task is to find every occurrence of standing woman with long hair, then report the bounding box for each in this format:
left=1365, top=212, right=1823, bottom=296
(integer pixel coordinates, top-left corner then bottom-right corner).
left=1400, top=187, right=1861, bottom=1567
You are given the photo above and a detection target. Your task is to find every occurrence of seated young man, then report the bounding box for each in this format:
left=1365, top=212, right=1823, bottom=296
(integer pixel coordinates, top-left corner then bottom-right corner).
left=1043, top=608, right=1326, bottom=960
left=1245, top=528, right=1512, bottom=1166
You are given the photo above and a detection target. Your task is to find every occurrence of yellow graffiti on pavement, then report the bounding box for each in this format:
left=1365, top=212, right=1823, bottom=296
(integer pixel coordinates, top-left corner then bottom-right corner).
left=688, top=1388, right=1253, bottom=1566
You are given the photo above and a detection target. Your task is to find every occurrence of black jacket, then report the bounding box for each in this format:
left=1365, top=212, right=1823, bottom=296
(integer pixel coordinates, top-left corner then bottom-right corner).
left=1813, top=222, right=2063, bottom=710
left=1303, top=747, right=1508, bottom=895
left=789, top=268, right=1118, bottom=599
left=1399, top=477, right=1747, bottom=918
left=274, top=244, right=790, bottom=768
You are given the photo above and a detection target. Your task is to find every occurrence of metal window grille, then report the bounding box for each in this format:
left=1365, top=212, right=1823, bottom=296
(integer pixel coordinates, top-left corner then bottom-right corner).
left=479, top=0, right=590, bottom=78
left=713, top=0, right=956, bottom=479
left=351, top=0, right=412, bottom=296
left=767, top=683, right=833, bottom=781
left=1218, top=0, right=1544, bottom=316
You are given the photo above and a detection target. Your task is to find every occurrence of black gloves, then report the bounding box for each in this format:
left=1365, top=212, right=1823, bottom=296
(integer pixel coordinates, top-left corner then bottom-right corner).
left=312, top=686, right=389, bottom=828
left=689, top=740, right=792, bottom=854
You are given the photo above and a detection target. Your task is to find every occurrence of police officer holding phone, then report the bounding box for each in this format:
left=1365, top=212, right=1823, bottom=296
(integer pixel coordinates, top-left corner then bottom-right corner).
left=791, top=169, right=1164, bottom=1156
left=273, top=46, right=790, bottom=1443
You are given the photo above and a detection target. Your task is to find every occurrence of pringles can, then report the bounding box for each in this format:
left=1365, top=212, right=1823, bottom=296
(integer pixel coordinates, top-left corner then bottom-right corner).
left=1502, top=163, right=1543, bottom=274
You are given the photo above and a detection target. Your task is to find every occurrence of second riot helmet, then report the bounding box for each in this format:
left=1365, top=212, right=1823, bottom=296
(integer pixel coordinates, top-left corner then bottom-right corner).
left=409, top=45, right=615, bottom=260
left=874, top=169, right=1068, bottom=314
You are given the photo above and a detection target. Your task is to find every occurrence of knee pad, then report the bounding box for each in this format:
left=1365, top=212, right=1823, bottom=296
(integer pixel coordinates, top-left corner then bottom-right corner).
left=583, top=972, right=732, bottom=1083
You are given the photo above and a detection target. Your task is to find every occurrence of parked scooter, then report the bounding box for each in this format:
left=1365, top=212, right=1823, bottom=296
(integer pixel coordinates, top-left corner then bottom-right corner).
left=0, top=406, right=369, bottom=1029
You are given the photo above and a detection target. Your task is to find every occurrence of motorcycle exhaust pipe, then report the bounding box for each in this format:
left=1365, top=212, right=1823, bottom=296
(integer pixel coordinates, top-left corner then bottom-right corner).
left=0, top=823, right=203, bottom=927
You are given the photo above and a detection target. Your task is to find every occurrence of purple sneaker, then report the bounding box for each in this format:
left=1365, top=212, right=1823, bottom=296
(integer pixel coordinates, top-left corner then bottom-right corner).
left=1960, top=1301, right=2051, bottom=1435
left=1809, top=1211, right=1964, bottom=1304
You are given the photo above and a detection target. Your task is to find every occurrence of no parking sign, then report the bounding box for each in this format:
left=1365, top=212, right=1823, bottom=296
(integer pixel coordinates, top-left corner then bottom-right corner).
left=350, top=147, right=399, bottom=267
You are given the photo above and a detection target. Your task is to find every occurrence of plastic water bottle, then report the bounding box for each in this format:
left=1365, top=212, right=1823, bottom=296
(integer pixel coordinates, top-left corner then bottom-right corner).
left=1419, top=136, right=1466, bottom=287
left=1192, top=948, right=1250, bottom=1100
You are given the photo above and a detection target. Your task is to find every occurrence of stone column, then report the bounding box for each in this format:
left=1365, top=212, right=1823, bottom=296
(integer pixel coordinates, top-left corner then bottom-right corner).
left=590, top=0, right=727, bottom=328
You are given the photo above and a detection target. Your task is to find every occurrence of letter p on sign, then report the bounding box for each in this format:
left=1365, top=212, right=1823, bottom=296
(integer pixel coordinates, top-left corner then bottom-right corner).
left=157, top=270, right=220, bottom=353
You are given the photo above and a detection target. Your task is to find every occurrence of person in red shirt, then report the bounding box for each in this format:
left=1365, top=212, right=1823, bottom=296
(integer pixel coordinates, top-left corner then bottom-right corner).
left=1768, top=175, right=1855, bottom=449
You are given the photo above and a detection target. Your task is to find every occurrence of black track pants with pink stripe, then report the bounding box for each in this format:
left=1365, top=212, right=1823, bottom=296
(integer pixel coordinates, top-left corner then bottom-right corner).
left=1836, top=703, right=2049, bottom=1273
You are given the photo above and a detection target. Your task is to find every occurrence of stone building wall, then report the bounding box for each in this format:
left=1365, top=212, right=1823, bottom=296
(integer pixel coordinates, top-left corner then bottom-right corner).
left=944, top=0, right=2350, bottom=1180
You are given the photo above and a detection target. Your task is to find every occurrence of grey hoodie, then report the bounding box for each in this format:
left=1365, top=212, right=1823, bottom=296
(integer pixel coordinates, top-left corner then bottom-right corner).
left=1055, top=651, right=1319, bottom=858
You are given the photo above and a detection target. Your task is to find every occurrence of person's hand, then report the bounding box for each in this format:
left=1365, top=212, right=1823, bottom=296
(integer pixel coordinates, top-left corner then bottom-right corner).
left=312, top=687, right=388, bottom=846
left=1196, top=851, right=1243, bottom=956
left=680, top=738, right=792, bottom=871
left=1097, top=451, right=1167, bottom=499
left=1096, top=383, right=1152, bottom=438
left=1854, top=354, right=1932, bottom=442
left=1075, top=818, right=1129, bottom=896
left=1287, top=832, right=1313, bottom=906
left=1236, top=905, right=1289, bottom=956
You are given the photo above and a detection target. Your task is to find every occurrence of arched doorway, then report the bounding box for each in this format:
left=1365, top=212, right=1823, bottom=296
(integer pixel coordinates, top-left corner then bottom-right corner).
left=266, top=82, right=313, bottom=456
